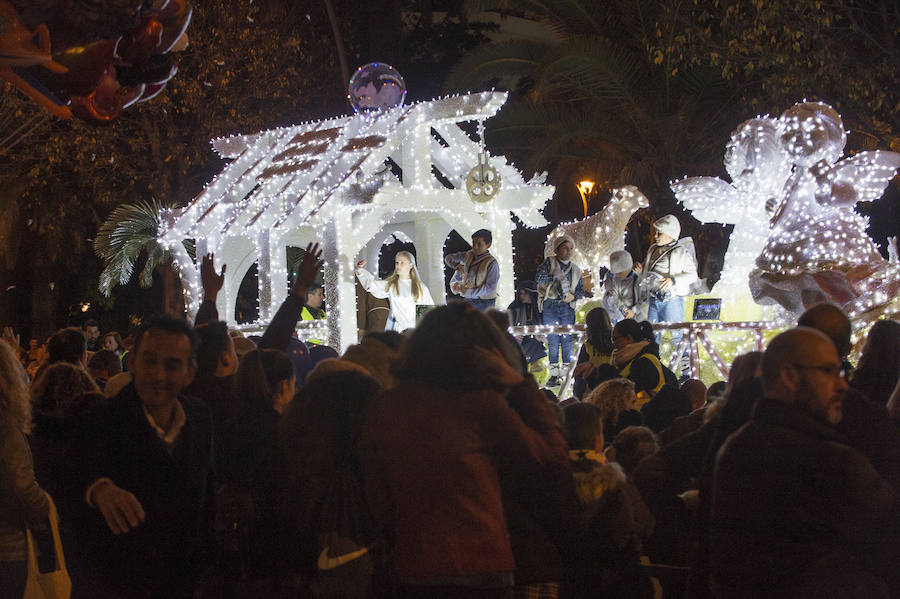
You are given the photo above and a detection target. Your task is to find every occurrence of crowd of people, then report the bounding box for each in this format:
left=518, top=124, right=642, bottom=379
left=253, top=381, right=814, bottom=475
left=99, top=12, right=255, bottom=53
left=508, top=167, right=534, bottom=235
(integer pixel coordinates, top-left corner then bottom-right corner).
left=2, top=232, right=900, bottom=599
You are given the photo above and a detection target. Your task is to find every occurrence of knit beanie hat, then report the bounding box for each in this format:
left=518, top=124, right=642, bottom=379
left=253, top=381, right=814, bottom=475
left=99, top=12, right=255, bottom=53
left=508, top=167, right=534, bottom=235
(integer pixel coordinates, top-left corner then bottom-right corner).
left=609, top=250, right=633, bottom=273
left=653, top=214, right=681, bottom=241
left=544, top=233, right=576, bottom=257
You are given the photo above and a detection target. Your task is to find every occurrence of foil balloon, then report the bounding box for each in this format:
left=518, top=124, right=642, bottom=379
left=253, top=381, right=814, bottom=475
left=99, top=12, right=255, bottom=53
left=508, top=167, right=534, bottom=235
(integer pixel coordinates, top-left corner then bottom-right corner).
left=779, top=101, right=846, bottom=167
left=347, top=62, right=406, bottom=113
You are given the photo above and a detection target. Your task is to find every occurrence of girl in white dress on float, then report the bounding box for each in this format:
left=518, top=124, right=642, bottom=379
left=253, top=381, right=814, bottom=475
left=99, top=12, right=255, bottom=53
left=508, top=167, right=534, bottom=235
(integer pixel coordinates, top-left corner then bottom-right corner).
left=356, top=250, right=434, bottom=332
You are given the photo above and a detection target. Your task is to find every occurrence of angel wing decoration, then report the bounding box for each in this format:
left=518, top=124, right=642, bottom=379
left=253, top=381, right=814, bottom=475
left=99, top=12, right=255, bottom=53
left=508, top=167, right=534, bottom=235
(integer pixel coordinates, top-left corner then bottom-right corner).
left=750, top=102, right=900, bottom=314
left=672, top=117, right=792, bottom=296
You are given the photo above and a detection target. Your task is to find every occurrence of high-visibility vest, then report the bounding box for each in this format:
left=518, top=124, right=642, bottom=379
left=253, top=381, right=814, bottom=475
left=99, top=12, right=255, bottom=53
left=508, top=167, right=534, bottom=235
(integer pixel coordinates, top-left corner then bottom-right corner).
left=301, top=306, right=325, bottom=344
left=620, top=352, right=668, bottom=395
left=583, top=341, right=612, bottom=368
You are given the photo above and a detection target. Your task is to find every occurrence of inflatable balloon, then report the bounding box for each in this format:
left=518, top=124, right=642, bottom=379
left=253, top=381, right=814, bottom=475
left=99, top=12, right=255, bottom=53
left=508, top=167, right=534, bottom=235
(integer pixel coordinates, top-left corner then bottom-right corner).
left=348, top=62, right=407, bottom=113
left=2, top=0, right=192, bottom=124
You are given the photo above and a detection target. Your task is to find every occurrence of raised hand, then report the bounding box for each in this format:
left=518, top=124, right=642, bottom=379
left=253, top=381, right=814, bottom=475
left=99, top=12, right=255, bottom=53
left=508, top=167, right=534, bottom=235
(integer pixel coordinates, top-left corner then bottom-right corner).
left=200, top=253, right=226, bottom=301
left=1, top=326, right=20, bottom=351
left=291, top=242, right=323, bottom=298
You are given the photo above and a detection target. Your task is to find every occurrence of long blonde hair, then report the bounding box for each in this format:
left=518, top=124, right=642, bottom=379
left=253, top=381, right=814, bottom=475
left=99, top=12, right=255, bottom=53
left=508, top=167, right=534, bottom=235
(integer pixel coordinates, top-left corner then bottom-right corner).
left=0, top=341, right=32, bottom=433
left=385, top=250, right=424, bottom=302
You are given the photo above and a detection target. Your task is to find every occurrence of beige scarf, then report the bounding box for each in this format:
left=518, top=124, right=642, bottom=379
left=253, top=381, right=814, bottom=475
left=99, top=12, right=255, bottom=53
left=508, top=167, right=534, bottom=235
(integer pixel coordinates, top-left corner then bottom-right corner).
left=611, top=340, right=649, bottom=370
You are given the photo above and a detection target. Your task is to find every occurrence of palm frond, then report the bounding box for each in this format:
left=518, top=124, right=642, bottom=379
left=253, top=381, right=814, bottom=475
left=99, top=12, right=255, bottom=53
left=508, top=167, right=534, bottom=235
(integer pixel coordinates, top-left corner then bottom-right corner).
left=444, top=39, right=551, bottom=93
left=531, top=35, right=647, bottom=107
left=94, top=199, right=177, bottom=296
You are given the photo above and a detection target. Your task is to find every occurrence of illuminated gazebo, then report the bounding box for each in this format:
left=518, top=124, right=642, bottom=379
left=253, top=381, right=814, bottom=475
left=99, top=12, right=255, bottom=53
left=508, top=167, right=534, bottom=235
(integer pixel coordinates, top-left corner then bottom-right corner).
left=157, top=91, right=553, bottom=351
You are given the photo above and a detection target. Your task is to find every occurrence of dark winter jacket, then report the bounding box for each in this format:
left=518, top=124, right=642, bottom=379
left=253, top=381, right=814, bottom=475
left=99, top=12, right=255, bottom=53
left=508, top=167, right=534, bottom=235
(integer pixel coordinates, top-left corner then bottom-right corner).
left=710, top=397, right=893, bottom=598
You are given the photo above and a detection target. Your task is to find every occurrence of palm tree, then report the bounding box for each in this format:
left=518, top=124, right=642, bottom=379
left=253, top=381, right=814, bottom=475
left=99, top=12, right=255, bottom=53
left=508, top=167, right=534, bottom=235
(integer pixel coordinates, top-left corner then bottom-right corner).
left=446, top=0, right=742, bottom=211
left=94, top=200, right=192, bottom=317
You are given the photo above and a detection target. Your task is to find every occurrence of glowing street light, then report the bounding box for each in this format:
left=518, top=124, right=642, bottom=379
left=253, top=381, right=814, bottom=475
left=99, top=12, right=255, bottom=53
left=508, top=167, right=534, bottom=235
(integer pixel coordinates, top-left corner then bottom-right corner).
left=577, top=180, right=595, bottom=218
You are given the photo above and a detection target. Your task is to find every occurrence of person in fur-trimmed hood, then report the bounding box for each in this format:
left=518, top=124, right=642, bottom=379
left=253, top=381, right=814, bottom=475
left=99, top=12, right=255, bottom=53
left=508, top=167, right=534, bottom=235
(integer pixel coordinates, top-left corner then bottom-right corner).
left=562, top=402, right=654, bottom=599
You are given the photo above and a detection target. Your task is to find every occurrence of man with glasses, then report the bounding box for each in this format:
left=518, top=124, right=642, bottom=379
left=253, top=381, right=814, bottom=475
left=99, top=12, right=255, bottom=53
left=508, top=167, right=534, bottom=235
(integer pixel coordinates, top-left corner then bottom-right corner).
left=709, top=327, right=893, bottom=598
left=798, top=302, right=900, bottom=488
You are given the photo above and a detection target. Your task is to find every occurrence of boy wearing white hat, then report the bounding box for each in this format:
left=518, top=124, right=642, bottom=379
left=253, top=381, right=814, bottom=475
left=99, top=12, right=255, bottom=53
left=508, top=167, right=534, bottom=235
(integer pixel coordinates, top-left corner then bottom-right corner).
left=602, top=250, right=648, bottom=323
left=536, top=235, right=588, bottom=386
left=635, top=214, right=698, bottom=377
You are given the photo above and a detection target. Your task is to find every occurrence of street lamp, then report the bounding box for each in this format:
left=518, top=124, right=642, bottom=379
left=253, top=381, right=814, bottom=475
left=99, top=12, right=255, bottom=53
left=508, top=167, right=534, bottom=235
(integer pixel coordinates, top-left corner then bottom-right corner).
left=577, top=180, right=595, bottom=218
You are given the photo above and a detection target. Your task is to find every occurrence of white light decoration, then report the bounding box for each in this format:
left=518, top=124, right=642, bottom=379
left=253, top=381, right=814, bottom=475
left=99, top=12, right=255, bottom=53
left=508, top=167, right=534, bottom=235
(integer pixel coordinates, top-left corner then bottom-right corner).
left=751, top=101, right=900, bottom=315
left=544, top=185, right=650, bottom=290
left=673, top=117, right=792, bottom=296
left=156, top=92, right=554, bottom=352
left=672, top=100, right=900, bottom=321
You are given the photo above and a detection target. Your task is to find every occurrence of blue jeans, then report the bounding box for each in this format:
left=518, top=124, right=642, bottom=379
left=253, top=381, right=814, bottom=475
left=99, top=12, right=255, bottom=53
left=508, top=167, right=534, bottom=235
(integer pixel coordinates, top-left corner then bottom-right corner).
left=648, top=295, right=686, bottom=370
left=467, top=297, right=496, bottom=312
left=543, top=299, right=575, bottom=363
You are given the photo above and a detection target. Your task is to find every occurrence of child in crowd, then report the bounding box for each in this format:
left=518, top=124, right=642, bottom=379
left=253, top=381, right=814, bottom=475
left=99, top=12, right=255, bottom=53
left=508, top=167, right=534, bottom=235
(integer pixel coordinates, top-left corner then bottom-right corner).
left=563, top=403, right=654, bottom=599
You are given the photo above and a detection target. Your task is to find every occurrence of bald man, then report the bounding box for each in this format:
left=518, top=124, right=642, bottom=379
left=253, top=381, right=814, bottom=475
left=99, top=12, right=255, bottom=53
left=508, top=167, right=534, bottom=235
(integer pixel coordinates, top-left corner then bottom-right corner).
left=797, top=302, right=900, bottom=489
left=710, top=327, right=893, bottom=599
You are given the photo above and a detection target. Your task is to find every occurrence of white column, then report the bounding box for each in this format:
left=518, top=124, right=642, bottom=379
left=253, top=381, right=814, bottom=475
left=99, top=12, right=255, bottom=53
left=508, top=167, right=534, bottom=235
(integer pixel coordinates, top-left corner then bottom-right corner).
left=256, top=229, right=273, bottom=322
left=488, top=209, right=514, bottom=310
left=324, top=209, right=359, bottom=352
left=415, top=216, right=450, bottom=305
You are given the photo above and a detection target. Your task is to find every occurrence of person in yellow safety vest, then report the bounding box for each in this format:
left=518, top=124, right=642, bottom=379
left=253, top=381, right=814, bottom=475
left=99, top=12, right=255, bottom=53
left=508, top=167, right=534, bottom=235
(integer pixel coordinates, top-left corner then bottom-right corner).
left=573, top=307, right=619, bottom=399
left=301, top=284, right=326, bottom=345
left=610, top=318, right=676, bottom=408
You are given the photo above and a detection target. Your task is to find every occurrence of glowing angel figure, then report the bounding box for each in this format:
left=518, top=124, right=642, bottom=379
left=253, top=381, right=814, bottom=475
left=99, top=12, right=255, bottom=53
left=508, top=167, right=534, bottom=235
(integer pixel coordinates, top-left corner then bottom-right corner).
left=671, top=117, right=792, bottom=296
left=545, top=185, right=649, bottom=283
left=750, top=102, right=900, bottom=314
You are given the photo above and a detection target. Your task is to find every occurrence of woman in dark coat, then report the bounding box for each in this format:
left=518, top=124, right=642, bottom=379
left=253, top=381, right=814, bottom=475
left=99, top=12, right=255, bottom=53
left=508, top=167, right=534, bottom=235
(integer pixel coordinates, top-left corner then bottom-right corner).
left=361, top=303, right=568, bottom=599
left=573, top=307, right=618, bottom=399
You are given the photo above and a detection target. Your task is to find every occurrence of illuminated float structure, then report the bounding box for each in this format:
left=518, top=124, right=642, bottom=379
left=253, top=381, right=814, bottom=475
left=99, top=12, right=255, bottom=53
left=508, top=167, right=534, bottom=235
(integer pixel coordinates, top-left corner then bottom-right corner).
left=156, top=89, right=554, bottom=351
left=528, top=101, right=900, bottom=387
left=670, top=101, right=900, bottom=379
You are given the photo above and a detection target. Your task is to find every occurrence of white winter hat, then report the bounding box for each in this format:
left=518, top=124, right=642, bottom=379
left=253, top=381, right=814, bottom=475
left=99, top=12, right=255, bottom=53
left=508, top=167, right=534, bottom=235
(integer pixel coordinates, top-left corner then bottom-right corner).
left=609, top=250, right=633, bottom=273
left=653, top=214, right=681, bottom=240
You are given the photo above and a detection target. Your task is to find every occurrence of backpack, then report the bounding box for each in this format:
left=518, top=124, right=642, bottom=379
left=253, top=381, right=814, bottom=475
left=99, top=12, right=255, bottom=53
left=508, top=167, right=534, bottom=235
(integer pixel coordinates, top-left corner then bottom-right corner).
left=309, top=462, right=381, bottom=599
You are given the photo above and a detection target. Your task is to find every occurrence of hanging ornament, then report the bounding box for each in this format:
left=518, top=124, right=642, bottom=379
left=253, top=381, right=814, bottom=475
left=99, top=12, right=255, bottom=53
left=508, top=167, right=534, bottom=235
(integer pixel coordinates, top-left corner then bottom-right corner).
left=465, top=120, right=500, bottom=202
left=466, top=154, right=500, bottom=202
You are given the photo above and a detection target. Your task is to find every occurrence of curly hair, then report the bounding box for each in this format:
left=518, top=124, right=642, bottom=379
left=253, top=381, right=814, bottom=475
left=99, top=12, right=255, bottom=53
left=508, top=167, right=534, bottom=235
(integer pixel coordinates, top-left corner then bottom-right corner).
left=0, top=341, right=32, bottom=433
left=585, top=377, right=636, bottom=427
left=31, top=362, right=101, bottom=414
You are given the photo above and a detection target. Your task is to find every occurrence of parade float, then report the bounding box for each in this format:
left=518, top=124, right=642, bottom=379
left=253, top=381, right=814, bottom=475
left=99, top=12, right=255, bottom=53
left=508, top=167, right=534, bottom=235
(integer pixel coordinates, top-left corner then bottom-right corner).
left=667, top=101, right=900, bottom=382
left=538, top=100, right=900, bottom=386
left=157, top=64, right=554, bottom=351
left=152, top=62, right=899, bottom=387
